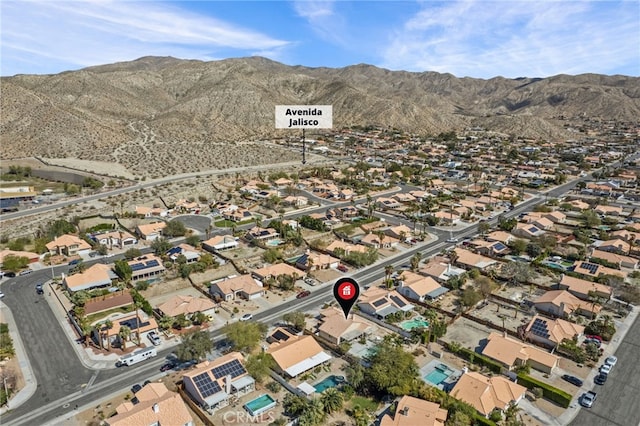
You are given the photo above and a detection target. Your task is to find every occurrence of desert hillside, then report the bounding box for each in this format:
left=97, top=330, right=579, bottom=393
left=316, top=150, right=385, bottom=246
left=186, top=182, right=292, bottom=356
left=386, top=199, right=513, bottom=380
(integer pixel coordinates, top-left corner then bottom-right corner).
left=2, top=56, right=639, bottom=176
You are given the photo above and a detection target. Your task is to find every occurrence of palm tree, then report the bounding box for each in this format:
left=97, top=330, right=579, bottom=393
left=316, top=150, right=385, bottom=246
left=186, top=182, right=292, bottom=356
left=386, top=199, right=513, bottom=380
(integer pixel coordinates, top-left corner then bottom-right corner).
left=104, top=319, right=113, bottom=350
left=119, top=325, right=131, bottom=349
left=410, top=252, right=421, bottom=272
left=350, top=405, right=371, bottom=426
left=376, top=231, right=386, bottom=249
left=320, top=388, right=343, bottom=414
left=300, top=398, right=326, bottom=426
left=384, top=265, right=394, bottom=289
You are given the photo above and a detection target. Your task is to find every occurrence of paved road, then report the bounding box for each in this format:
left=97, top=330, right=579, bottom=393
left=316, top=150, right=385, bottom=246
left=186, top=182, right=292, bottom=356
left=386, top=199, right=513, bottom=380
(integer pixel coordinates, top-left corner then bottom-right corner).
left=570, top=312, right=640, bottom=426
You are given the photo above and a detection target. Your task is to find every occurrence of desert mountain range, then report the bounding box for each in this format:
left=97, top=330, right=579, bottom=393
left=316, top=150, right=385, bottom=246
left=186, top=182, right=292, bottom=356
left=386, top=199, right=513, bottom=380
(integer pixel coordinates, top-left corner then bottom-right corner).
left=1, top=56, right=639, bottom=176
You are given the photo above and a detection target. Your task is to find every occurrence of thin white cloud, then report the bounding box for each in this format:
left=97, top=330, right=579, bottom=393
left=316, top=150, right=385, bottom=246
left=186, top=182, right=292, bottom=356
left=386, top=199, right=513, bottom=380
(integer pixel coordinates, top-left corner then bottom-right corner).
left=292, top=0, right=347, bottom=46
left=1, top=0, right=291, bottom=75
left=380, top=0, right=640, bottom=78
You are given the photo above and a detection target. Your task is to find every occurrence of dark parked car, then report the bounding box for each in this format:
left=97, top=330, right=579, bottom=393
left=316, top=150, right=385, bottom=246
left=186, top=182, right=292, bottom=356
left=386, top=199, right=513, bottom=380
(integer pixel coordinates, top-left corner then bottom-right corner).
left=68, top=259, right=81, bottom=266
left=296, top=290, right=311, bottom=299
left=3, top=271, right=16, bottom=278
left=337, top=264, right=348, bottom=272
left=561, top=374, right=584, bottom=387
left=594, top=373, right=608, bottom=385
left=160, top=362, right=176, bottom=372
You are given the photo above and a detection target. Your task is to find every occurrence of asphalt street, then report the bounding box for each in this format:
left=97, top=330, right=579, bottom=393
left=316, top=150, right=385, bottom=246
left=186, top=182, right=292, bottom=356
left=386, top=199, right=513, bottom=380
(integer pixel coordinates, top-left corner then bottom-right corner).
left=569, top=311, right=640, bottom=426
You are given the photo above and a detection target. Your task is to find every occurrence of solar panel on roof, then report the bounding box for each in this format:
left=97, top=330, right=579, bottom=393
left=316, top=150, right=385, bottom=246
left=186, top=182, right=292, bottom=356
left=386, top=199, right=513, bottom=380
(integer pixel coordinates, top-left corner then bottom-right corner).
left=130, top=263, right=144, bottom=271
left=493, top=242, right=507, bottom=251
left=372, top=298, right=387, bottom=307
left=390, top=295, right=406, bottom=308
left=193, top=372, right=222, bottom=398
left=147, top=259, right=160, bottom=267
left=212, top=359, right=246, bottom=379
left=528, top=227, right=539, bottom=233
left=530, top=318, right=550, bottom=338
left=271, top=330, right=290, bottom=342
left=167, top=247, right=181, bottom=255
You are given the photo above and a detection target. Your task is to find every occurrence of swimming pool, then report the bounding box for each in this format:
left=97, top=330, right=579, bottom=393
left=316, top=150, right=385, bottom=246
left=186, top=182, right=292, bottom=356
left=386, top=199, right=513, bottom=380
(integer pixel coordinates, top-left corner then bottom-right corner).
left=244, top=394, right=277, bottom=416
left=400, top=317, right=430, bottom=331
left=423, top=364, right=454, bottom=386
left=314, top=375, right=345, bottom=393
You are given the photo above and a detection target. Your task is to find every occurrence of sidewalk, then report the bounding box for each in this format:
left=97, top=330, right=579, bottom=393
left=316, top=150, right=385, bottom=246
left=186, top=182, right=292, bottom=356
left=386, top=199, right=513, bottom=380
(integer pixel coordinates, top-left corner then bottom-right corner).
left=0, top=303, right=37, bottom=416
left=518, top=303, right=640, bottom=426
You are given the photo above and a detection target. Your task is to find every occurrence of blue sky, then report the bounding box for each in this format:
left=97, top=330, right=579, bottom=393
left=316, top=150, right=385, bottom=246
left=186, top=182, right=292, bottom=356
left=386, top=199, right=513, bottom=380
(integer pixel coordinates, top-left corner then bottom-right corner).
left=2, top=0, right=639, bottom=78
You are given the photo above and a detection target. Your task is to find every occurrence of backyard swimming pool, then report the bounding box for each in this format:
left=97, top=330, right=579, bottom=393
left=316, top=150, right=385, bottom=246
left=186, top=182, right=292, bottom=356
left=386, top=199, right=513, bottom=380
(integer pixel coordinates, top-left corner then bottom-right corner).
left=400, top=317, right=430, bottom=331
left=244, top=394, right=277, bottom=416
left=314, top=375, right=345, bottom=393
left=423, top=364, right=454, bottom=386
left=266, top=239, right=283, bottom=246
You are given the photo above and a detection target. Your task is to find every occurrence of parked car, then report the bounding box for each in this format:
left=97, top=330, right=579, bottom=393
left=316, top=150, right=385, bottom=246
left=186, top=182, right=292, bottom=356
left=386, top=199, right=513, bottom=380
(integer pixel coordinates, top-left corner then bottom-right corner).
left=0, top=271, right=4, bottom=279
left=68, top=259, right=81, bottom=266
left=580, top=391, right=597, bottom=408
left=296, top=290, right=311, bottom=299
left=584, top=338, right=601, bottom=348
left=561, top=374, right=583, bottom=387
left=0, top=291, right=4, bottom=299
left=147, top=331, right=161, bottom=346
left=3, top=272, right=16, bottom=278
left=604, top=355, right=617, bottom=367
left=35, top=283, right=44, bottom=295
left=337, top=264, right=348, bottom=272
left=131, top=383, right=142, bottom=394
left=594, top=373, right=608, bottom=385
left=600, top=364, right=612, bottom=375
left=160, top=362, right=176, bottom=372
left=585, top=334, right=602, bottom=342
left=239, top=313, right=253, bottom=321
left=18, top=269, right=33, bottom=276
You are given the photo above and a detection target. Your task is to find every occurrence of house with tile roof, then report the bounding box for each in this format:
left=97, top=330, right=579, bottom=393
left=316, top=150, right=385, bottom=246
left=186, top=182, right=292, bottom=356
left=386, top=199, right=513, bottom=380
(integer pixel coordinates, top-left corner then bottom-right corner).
left=209, top=275, right=264, bottom=301
left=522, top=315, right=584, bottom=349
left=481, top=332, right=560, bottom=374
left=419, top=260, right=466, bottom=283
left=380, top=395, right=448, bottom=426
left=63, top=263, right=118, bottom=292
left=46, top=234, right=92, bottom=256
left=266, top=334, right=332, bottom=378
left=590, top=249, right=638, bottom=269
left=105, top=382, right=193, bottom=426
left=91, top=230, right=137, bottom=248
left=451, top=372, right=526, bottom=417
left=0, top=249, right=40, bottom=265
left=295, top=252, right=340, bottom=271
left=157, top=295, right=216, bottom=319
left=127, top=254, right=166, bottom=282
left=325, top=240, right=369, bottom=256
left=357, top=287, right=414, bottom=319
left=452, top=248, right=498, bottom=270
left=135, top=222, right=167, bottom=241
left=534, top=290, right=601, bottom=319
left=570, top=260, right=625, bottom=279
left=317, top=307, right=372, bottom=345
left=556, top=274, right=613, bottom=300
left=397, top=271, right=449, bottom=302
left=360, top=233, right=400, bottom=249
left=202, top=235, right=239, bottom=251
left=596, top=238, right=631, bottom=254
left=100, top=311, right=159, bottom=349
left=182, top=352, right=255, bottom=412
left=252, top=262, right=302, bottom=282
left=512, top=223, right=545, bottom=239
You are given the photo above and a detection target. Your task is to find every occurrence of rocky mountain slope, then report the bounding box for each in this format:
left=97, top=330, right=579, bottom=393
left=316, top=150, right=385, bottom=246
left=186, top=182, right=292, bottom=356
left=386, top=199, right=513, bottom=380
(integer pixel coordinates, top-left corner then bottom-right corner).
left=2, top=56, right=638, bottom=176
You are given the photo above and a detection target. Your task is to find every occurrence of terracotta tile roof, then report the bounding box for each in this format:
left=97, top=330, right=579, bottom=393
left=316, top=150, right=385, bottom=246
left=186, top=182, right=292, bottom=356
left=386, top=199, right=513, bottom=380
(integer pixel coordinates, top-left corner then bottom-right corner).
left=534, top=289, right=602, bottom=315
left=45, top=234, right=92, bottom=251
left=524, top=315, right=584, bottom=345
left=482, top=332, right=560, bottom=370
left=157, top=295, right=216, bottom=317
left=63, top=263, right=116, bottom=291
left=380, top=395, right=447, bottom=426
left=107, top=383, right=193, bottom=426
left=399, top=271, right=444, bottom=296
left=559, top=275, right=613, bottom=298
left=451, top=372, right=526, bottom=416
left=252, top=263, right=301, bottom=280
left=211, top=274, right=264, bottom=296
left=266, top=334, right=326, bottom=371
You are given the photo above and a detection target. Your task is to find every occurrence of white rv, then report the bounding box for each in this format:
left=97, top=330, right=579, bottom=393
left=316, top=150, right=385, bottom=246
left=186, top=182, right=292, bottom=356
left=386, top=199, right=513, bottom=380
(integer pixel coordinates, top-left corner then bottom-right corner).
left=116, top=347, right=157, bottom=367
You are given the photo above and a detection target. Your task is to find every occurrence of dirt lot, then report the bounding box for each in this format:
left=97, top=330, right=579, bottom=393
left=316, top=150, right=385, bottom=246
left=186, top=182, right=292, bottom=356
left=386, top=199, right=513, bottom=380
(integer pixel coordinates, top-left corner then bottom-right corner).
left=443, top=317, right=493, bottom=352
left=471, top=299, right=534, bottom=334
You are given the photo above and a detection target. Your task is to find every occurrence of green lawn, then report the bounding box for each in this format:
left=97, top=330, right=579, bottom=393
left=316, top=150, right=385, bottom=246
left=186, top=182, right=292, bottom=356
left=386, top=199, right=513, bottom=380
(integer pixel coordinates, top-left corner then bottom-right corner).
left=348, top=396, right=379, bottom=412
left=86, top=306, right=133, bottom=324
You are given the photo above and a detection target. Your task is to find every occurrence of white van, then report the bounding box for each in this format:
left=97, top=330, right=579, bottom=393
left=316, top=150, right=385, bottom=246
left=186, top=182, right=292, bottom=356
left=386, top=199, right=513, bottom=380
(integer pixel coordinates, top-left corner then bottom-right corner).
left=116, top=347, right=157, bottom=367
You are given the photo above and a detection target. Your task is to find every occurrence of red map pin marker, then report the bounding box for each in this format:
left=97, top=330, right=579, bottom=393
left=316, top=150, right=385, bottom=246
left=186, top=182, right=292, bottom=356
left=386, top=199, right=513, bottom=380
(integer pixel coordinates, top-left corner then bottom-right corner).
left=333, top=277, right=360, bottom=319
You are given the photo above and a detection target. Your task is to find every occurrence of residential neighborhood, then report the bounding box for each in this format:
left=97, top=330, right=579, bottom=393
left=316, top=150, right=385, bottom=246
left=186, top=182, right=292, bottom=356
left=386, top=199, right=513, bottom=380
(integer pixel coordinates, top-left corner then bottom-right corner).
left=1, top=121, right=640, bottom=426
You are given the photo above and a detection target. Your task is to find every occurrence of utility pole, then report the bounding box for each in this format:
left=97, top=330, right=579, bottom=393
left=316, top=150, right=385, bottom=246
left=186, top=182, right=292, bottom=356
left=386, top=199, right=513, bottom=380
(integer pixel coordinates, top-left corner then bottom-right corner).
left=302, top=128, right=306, bottom=165
left=3, top=376, right=9, bottom=408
